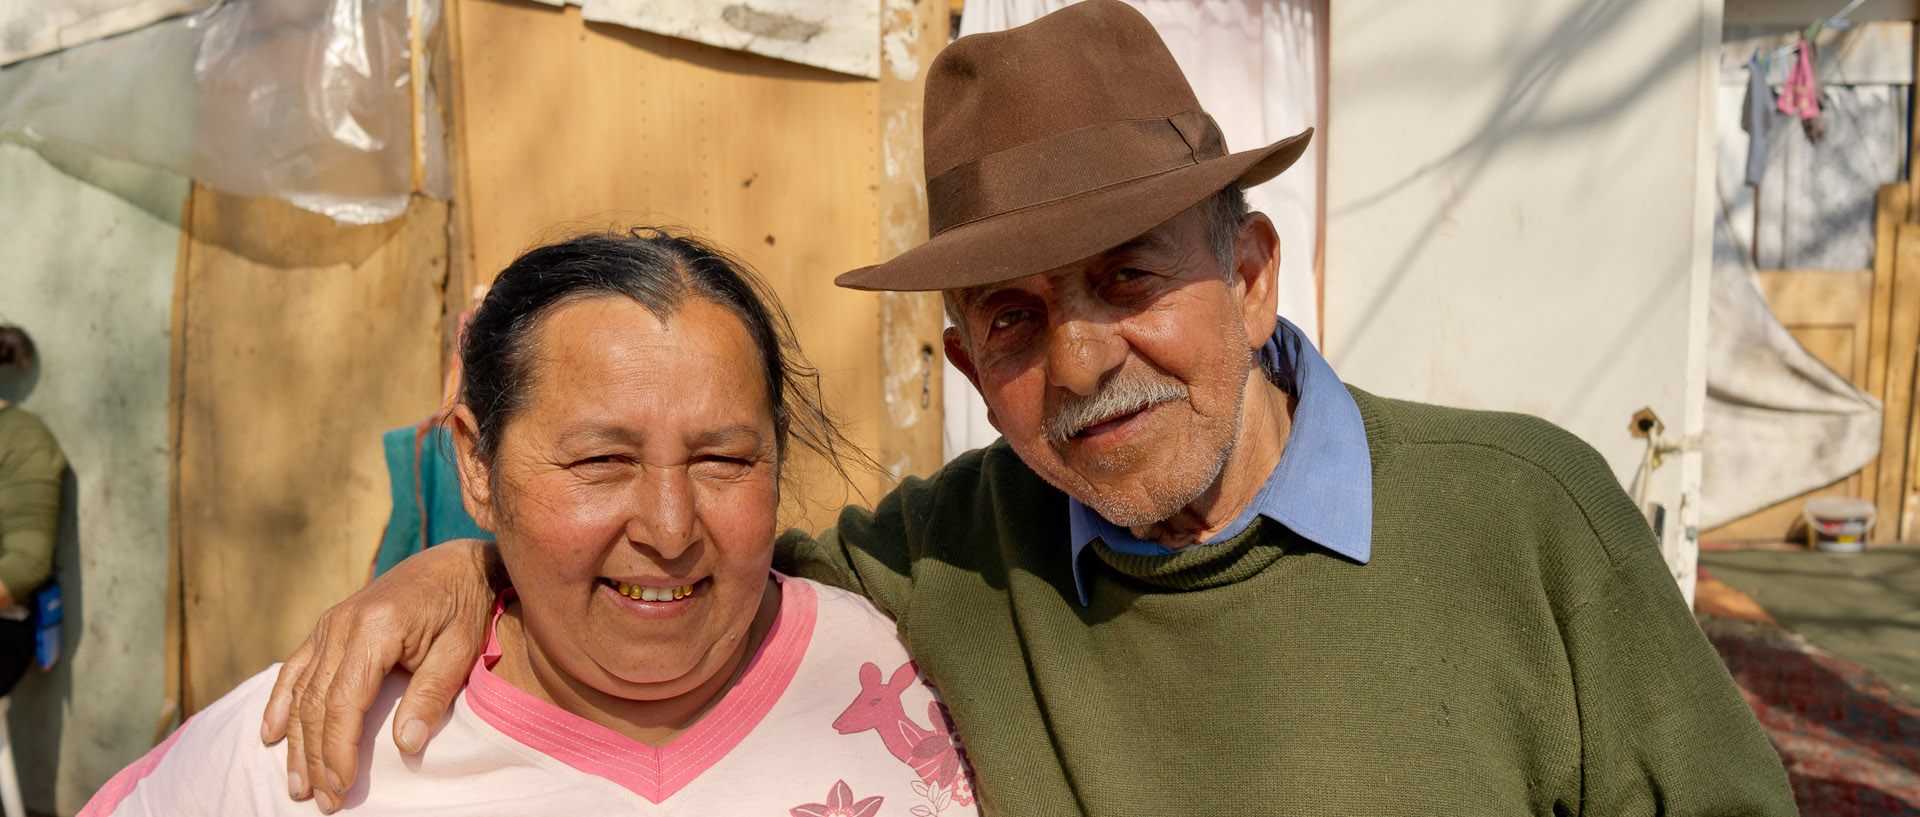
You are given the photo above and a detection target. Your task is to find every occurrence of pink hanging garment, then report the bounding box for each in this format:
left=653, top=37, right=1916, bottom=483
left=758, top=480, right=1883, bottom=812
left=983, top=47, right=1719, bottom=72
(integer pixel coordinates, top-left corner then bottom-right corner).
left=1775, top=38, right=1827, bottom=141
left=1776, top=39, right=1819, bottom=118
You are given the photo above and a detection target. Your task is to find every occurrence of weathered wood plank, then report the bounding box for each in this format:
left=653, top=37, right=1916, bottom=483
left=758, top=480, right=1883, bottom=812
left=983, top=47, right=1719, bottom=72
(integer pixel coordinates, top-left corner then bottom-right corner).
left=876, top=0, right=947, bottom=482
left=178, top=190, right=449, bottom=707
left=1873, top=223, right=1920, bottom=543
left=1862, top=184, right=1905, bottom=540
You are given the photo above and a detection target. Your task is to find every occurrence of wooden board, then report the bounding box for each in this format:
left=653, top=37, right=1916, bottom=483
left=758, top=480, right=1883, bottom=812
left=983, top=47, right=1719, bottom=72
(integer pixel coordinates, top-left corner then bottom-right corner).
left=448, top=0, right=886, bottom=528
left=1877, top=222, right=1920, bottom=542
left=876, top=0, right=947, bottom=481
left=1859, top=184, right=1908, bottom=528
left=1705, top=269, right=1874, bottom=542
left=177, top=189, right=449, bottom=708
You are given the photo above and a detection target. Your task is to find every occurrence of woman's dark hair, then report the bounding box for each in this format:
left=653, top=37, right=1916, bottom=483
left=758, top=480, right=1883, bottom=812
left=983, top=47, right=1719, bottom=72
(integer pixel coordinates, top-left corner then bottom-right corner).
left=460, top=228, right=859, bottom=485
left=0, top=327, right=33, bottom=367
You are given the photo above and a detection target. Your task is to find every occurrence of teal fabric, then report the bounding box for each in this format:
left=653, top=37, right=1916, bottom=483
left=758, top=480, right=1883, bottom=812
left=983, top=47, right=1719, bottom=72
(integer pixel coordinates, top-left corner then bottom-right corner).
left=375, top=424, right=490, bottom=578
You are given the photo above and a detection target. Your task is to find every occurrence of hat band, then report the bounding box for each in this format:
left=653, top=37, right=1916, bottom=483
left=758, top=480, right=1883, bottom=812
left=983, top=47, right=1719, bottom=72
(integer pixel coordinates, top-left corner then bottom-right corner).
left=927, top=110, right=1226, bottom=235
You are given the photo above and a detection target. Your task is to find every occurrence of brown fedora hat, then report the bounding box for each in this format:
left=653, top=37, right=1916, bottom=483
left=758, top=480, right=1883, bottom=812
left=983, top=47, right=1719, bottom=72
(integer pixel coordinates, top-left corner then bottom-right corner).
left=836, top=0, right=1312, bottom=292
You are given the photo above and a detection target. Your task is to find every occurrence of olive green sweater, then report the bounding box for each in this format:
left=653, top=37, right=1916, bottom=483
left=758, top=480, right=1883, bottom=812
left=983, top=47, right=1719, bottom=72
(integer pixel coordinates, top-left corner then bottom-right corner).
left=777, top=387, right=1794, bottom=816
left=0, top=404, right=64, bottom=601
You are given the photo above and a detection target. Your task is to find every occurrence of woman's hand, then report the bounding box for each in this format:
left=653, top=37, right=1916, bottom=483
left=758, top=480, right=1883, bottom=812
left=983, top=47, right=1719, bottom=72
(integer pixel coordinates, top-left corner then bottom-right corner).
left=261, top=538, right=501, bottom=813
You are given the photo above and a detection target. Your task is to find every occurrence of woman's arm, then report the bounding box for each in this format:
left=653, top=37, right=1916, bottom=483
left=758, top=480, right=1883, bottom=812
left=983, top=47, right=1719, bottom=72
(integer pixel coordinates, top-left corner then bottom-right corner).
left=261, top=538, right=501, bottom=811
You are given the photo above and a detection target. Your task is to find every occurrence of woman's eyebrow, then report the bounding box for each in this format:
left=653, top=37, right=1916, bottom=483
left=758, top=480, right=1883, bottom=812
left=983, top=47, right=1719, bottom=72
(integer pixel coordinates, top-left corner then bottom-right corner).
left=551, top=425, right=641, bottom=448
left=690, top=425, right=768, bottom=450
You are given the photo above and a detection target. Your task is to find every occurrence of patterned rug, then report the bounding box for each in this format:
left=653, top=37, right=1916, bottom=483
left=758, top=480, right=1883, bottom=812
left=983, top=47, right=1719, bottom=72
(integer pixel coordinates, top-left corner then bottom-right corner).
left=1706, top=615, right=1920, bottom=815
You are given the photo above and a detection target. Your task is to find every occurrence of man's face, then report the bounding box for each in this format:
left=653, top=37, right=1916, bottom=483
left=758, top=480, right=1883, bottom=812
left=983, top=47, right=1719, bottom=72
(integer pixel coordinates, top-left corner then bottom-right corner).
left=944, top=205, right=1279, bottom=527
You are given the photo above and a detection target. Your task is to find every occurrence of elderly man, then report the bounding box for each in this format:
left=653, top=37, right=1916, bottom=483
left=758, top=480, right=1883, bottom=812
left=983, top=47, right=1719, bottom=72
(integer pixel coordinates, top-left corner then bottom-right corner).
left=264, top=2, right=1795, bottom=814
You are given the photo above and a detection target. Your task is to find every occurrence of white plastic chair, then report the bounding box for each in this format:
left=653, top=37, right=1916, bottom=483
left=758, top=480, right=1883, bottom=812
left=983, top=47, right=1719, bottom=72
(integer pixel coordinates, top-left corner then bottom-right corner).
left=0, top=695, right=21, bottom=817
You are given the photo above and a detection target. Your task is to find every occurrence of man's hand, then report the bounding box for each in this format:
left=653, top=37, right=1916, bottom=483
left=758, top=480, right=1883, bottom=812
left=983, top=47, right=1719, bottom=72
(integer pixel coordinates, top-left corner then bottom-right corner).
left=261, top=538, right=500, bottom=813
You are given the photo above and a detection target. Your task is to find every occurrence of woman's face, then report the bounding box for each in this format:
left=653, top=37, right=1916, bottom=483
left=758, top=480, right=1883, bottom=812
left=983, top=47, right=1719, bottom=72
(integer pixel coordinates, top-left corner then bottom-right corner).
left=457, top=294, right=782, bottom=702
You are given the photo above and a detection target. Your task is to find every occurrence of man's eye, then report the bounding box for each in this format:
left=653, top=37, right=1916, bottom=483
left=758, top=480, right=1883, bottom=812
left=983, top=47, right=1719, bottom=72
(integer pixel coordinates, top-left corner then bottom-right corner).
left=990, top=309, right=1034, bottom=331
left=1112, top=268, right=1148, bottom=283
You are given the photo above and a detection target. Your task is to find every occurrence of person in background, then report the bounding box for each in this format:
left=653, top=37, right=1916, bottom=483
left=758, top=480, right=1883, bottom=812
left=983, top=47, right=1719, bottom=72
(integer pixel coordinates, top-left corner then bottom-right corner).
left=264, top=2, right=1797, bottom=814
left=80, top=231, right=976, bottom=816
left=0, top=325, right=63, bottom=697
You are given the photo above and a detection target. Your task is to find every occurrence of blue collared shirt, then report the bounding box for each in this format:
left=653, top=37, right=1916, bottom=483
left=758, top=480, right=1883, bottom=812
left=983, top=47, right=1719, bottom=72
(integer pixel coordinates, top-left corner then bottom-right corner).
left=1067, top=317, right=1373, bottom=605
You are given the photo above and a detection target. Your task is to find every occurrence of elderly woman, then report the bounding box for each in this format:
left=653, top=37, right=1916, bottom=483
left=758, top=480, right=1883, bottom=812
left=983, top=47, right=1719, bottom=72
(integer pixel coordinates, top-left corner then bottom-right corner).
left=81, top=231, right=976, bottom=816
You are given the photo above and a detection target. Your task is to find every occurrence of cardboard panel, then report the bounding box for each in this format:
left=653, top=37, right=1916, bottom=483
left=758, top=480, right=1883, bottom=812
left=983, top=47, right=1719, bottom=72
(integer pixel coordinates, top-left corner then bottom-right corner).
left=449, top=0, right=884, bottom=527
left=178, top=189, right=448, bottom=707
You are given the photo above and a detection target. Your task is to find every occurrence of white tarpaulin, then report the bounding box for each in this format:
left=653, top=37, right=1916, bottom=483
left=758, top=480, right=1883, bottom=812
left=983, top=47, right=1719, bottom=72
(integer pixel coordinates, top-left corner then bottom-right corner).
left=1701, top=74, right=1886, bottom=529
left=524, top=0, right=879, bottom=78
left=944, top=0, right=1325, bottom=460
left=0, top=0, right=211, bottom=66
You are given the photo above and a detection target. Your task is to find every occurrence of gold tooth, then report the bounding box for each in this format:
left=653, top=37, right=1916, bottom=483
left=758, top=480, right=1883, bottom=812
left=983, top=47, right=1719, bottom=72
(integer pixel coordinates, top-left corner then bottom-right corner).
left=673, top=586, right=685, bottom=600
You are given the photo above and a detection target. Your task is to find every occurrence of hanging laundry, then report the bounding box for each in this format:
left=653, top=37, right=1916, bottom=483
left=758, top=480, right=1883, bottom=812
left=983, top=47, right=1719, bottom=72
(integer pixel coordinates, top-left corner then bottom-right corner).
left=1776, top=38, right=1827, bottom=142
left=1741, top=53, right=1771, bottom=185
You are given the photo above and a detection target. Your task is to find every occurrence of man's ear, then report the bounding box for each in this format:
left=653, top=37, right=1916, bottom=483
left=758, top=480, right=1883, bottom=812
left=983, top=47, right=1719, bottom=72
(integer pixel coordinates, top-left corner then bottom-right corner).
left=943, top=326, right=1002, bottom=433
left=448, top=405, right=497, bottom=533
left=1231, top=212, right=1282, bottom=347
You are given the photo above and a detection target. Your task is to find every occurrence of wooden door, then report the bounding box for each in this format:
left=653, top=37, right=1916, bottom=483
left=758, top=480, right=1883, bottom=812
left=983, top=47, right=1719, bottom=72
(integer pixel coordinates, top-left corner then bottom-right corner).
left=1703, top=268, right=1876, bottom=542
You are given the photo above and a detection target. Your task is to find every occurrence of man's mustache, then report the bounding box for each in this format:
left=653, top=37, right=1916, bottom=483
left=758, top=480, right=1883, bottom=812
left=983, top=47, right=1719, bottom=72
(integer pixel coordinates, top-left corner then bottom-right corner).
left=1043, top=372, right=1188, bottom=445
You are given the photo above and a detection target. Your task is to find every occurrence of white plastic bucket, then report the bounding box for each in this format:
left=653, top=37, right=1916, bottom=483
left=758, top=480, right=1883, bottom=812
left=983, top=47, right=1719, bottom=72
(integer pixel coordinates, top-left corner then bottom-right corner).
left=1803, top=497, right=1875, bottom=552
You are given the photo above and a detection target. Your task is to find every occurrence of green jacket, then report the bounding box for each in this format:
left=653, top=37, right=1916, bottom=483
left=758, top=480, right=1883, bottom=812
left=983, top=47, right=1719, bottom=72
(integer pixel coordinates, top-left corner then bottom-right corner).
left=777, top=387, right=1794, bottom=816
left=0, top=404, right=64, bottom=601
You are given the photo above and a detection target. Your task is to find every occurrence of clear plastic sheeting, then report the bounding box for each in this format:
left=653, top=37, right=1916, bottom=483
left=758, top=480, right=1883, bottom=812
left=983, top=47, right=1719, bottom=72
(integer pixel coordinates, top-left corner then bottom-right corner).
left=0, top=0, right=445, bottom=225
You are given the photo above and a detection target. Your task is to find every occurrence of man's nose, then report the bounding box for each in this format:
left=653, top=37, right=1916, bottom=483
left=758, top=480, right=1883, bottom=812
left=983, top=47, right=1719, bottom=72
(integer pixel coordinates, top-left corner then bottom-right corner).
left=625, top=469, right=697, bottom=559
left=1044, top=316, right=1126, bottom=396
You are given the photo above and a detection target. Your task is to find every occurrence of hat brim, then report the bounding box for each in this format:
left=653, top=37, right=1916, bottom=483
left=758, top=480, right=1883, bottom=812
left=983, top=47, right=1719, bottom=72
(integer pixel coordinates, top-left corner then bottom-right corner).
left=836, top=127, right=1312, bottom=292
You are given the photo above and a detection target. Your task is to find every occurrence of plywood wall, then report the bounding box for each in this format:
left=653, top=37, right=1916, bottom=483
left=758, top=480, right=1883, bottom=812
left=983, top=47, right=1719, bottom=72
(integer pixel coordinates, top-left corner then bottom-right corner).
left=446, top=0, right=889, bottom=527
left=177, top=189, right=449, bottom=708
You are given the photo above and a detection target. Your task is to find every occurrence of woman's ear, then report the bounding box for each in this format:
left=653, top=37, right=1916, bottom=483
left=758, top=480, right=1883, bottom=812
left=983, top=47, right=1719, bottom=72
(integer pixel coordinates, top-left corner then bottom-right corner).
left=449, top=405, right=497, bottom=533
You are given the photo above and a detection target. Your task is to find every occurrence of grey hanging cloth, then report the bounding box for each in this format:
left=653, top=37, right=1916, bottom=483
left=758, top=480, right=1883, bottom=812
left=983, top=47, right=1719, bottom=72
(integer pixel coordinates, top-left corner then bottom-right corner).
left=1741, top=53, right=1771, bottom=185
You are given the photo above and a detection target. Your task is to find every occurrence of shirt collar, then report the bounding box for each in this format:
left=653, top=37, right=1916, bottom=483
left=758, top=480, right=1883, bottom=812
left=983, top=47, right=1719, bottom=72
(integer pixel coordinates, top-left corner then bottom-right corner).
left=1066, top=316, right=1374, bottom=605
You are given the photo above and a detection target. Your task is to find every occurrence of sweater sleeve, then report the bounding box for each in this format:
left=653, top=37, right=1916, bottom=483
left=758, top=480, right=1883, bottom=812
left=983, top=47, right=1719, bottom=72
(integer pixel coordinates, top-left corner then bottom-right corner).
left=1556, top=480, right=1797, bottom=814
left=773, top=484, right=918, bottom=623
left=0, top=418, right=65, bottom=599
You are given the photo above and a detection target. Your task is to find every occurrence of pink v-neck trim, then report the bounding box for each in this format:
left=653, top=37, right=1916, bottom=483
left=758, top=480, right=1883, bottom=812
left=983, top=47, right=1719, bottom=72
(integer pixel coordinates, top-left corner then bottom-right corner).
left=466, top=574, right=818, bottom=804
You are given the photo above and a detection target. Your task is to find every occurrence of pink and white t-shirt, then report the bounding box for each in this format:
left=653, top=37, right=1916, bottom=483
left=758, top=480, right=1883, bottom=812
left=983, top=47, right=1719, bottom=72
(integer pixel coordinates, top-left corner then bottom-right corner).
left=82, top=575, right=980, bottom=816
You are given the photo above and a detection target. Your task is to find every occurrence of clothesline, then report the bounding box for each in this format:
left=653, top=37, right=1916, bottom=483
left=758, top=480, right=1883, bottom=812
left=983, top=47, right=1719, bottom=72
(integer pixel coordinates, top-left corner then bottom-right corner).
left=1750, top=0, right=1869, bottom=68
